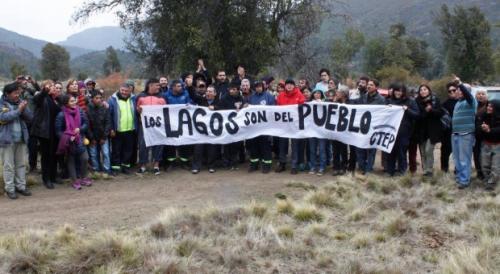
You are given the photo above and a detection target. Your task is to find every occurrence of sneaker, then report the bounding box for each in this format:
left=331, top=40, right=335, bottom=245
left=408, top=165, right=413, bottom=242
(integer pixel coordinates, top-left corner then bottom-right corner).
left=81, top=178, right=93, bottom=187
left=153, top=167, right=161, bottom=176
left=5, top=191, right=17, bottom=199
left=308, top=169, right=316, bottom=175
left=208, top=168, right=216, bottom=173
left=316, top=170, right=324, bottom=176
left=191, top=169, right=200, bottom=174
left=136, top=167, right=147, bottom=175
left=16, top=188, right=32, bottom=196
left=290, top=168, right=298, bottom=175
left=230, top=166, right=239, bottom=171
left=72, top=180, right=82, bottom=190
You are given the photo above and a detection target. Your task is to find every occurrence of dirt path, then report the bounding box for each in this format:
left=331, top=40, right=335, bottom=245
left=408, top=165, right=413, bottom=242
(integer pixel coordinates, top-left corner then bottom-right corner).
left=0, top=168, right=323, bottom=234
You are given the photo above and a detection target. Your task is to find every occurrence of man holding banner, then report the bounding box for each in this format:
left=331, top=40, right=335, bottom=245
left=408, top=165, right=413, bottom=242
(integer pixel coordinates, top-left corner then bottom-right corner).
left=247, top=80, right=276, bottom=173
left=275, top=79, right=305, bottom=174
left=217, top=82, right=245, bottom=170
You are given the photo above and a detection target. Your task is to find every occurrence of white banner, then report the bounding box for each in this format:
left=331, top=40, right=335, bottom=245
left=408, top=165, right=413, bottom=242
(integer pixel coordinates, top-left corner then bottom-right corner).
left=141, top=102, right=405, bottom=152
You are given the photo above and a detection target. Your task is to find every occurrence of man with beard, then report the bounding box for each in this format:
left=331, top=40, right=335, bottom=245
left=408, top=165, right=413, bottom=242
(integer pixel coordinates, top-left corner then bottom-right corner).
left=214, top=69, right=229, bottom=100
left=159, top=76, right=169, bottom=94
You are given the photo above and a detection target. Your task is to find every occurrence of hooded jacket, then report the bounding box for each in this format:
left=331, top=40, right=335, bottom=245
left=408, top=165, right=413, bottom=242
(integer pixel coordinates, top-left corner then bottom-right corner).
left=108, top=91, right=137, bottom=132
left=476, top=100, right=500, bottom=143
left=87, top=102, right=112, bottom=141
left=415, top=94, right=443, bottom=144
left=386, top=96, right=420, bottom=140
left=217, top=93, right=244, bottom=110
left=55, top=108, right=88, bottom=154
left=276, top=87, right=305, bottom=106
left=163, top=88, right=193, bottom=105
left=356, top=90, right=386, bottom=105
left=0, top=95, right=33, bottom=146
left=249, top=90, right=276, bottom=106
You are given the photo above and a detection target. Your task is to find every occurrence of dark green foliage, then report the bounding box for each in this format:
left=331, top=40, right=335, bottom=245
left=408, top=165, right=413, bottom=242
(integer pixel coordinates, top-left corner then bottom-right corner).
left=435, top=4, right=494, bottom=82
left=363, top=23, right=431, bottom=78
left=74, top=0, right=326, bottom=76
left=103, top=46, right=121, bottom=76
left=331, top=28, right=365, bottom=79
left=10, top=62, right=27, bottom=80
left=40, top=43, right=70, bottom=81
left=71, top=49, right=142, bottom=79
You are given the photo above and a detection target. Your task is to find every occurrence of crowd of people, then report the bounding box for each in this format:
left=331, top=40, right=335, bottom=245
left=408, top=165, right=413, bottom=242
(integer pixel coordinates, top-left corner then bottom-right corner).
left=1, top=63, right=498, bottom=200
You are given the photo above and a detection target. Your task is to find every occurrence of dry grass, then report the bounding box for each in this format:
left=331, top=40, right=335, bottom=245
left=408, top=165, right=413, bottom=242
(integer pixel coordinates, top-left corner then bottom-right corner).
left=0, top=172, right=499, bottom=273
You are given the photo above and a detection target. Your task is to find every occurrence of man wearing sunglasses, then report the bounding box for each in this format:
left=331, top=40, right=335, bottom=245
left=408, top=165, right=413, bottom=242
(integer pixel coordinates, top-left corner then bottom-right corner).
left=440, top=82, right=458, bottom=173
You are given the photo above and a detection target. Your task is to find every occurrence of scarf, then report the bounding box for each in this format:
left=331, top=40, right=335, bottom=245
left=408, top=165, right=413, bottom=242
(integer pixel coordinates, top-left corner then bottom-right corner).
left=62, top=106, right=81, bottom=144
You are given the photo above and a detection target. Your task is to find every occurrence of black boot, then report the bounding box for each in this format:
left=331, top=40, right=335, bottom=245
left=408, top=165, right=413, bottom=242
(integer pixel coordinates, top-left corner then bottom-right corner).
left=43, top=180, right=54, bottom=189
left=262, top=163, right=271, bottom=174
left=275, top=163, right=286, bottom=173
left=248, top=162, right=259, bottom=172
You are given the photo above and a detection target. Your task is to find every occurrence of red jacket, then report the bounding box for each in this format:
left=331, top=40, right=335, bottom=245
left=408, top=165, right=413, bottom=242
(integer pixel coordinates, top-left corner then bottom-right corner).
left=136, top=93, right=167, bottom=107
left=276, top=87, right=305, bottom=105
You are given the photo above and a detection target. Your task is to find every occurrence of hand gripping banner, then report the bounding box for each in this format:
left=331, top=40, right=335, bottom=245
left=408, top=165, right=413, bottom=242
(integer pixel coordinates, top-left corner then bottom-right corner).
left=141, top=102, right=405, bottom=153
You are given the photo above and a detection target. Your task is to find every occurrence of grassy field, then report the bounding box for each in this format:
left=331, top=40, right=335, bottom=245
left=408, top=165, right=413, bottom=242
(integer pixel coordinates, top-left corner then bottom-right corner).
left=0, top=172, right=498, bottom=273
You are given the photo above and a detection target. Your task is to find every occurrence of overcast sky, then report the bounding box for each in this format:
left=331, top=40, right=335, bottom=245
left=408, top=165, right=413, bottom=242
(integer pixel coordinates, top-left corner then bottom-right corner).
left=0, top=0, right=119, bottom=42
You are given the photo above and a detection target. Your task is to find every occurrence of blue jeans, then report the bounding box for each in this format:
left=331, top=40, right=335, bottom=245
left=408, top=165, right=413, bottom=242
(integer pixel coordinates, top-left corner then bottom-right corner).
left=356, top=148, right=376, bottom=173
left=309, top=138, right=327, bottom=171
left=138, top=127, right=163, bottom=165
left=89, top=140, right=110, bottom=172
left=452, top=133, right=475, bottom=185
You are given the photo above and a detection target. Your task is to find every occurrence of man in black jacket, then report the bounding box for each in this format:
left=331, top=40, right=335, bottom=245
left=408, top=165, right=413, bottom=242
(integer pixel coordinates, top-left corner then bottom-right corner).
left=218, top=82, right=244, bottom=170
left=189, top=84, right=219, bottom=174
left=441, top=82, right=458, bottom=173
left=214, top=69, right=229, bottom=100
left=355, top=79, right=386, bottom=174
left=87, top=92, right=113, bottom=175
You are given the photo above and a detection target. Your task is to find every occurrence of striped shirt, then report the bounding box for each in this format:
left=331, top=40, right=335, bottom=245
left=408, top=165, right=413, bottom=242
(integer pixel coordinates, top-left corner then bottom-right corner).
left=452, top=85, right=477, bottom=134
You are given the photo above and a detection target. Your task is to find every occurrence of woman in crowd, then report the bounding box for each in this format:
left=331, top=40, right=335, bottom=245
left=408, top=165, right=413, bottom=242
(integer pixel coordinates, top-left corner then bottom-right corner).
left=331, top=86, right=351, bottom=175
left=476, top=100, right=500, bottom=191
left=415, top=84, right=443, bottom=177
left=31, top=80, right=62, bottom=189
left=386, top=83, right=420, bottom=176
left=55, top=95, right=91, bottom=190
left=474, top=89, right=488, bottom=180
left=308, top=89, right=327, bottom=176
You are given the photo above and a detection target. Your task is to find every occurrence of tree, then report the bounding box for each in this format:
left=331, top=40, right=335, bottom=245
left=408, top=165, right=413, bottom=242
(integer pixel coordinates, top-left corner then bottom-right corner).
left=10, top=62, right=27, bottom=80
left=435, top=4, right=494, bottom=82
left=330, top=28, right=365, bottom=79
left=363, top=23, right=431, bottom=78
left=74, top=0, right=328, bottom=76
left=103, top=46, right=121, bottom=76
left=40, top=43, right=70, bottom=81
left=363, top=37, right=387, bottom=76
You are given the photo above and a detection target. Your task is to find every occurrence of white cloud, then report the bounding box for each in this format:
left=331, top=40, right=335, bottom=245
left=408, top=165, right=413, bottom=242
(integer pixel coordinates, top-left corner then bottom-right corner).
left=0, top=0, right=119, bottom=42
